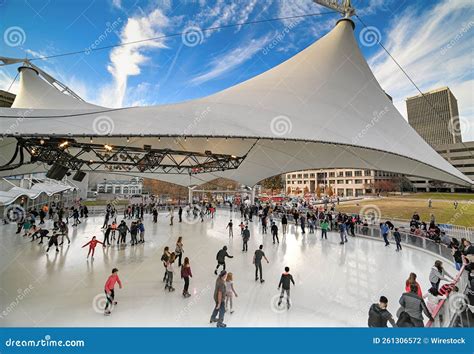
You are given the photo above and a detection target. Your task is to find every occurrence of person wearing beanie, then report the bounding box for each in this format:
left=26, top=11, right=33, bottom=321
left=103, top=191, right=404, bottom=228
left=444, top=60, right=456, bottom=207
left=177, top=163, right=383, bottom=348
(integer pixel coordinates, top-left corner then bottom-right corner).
left=214, top=246, right=233, bottom=275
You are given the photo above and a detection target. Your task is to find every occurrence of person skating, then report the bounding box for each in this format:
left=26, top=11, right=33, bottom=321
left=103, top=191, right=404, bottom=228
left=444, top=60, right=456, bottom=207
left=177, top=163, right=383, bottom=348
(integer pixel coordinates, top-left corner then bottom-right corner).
left=380, top=222, right=390, bottom=246
left=320, top=219, right=329, bottom=239
left=214, top=246, right=233, bottom=275
left=175, top=237, right=184, bottom=267
left=45, top=232, right=61, bottom=253
left=278, top=266, right=295, bottom=309
left=103, top=224, right=112, bottom=246
left=161, top=246, right=171, bottom=283
left=226, top=219, right=233, bottom=237
left=138, top=220, right=145, bottom=243
left=58, top=221, right=70, bottom=245
left=398, top=284, right=433, bottom=327
left=254, top=245, right=269, bottom=283
left=117, top=220, right=129, bottom=245
left=394, top=228, right=402, bottom=252
left=271, top=222, right=279, bottom=244
left=82, top=236, right=104, bottom=260
left=225, top=272, right=238, bottom=314
left=338, top=222, right=348, bottom=244
left=368, top=296, right=396, bottom=327
left=181, top=257, right=192, bottom=297
left=104, top=268, right=122, bottom=316
left=281, top=214, right=288, bottom=234
left=210, top=270, right=227, bottom=327
left=165, top=253, right=176, bottom=292
left=242, top=226, right=250, bottom=252
left=178, top=206, right=183, bottom=223
left=130, top=221, right=138, bottom=246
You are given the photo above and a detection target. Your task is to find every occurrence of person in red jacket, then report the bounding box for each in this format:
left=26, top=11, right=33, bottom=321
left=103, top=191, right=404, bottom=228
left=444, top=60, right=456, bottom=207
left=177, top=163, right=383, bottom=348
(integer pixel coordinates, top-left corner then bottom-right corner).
left=405, top=272, right=422, bottom=297
left=104, top=268, right=122, bottom=316
left=82, top=236, right=104, bottom=260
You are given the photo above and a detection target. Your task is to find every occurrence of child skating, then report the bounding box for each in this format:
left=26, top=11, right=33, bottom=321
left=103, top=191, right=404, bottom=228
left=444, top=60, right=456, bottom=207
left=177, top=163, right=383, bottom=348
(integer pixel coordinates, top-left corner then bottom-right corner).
left=165, top=252, right=176, bottom=292
left=225, top=272, right=238, bottom=314
left=104, top=268, right=122, bottom=316
left=82, top=236, right=104, bottom=260
left=278, top=266, right=295, bottom=310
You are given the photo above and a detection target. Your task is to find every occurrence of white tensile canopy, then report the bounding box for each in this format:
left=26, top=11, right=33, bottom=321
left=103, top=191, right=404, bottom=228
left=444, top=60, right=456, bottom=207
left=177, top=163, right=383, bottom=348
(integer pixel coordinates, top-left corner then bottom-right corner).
left=0, top=19, right=472, bottom=187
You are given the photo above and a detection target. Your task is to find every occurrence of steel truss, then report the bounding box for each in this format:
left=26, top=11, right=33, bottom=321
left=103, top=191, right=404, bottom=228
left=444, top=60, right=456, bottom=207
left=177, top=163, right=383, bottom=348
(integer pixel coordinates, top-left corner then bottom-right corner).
left=5, top=137, right=246, bottom=175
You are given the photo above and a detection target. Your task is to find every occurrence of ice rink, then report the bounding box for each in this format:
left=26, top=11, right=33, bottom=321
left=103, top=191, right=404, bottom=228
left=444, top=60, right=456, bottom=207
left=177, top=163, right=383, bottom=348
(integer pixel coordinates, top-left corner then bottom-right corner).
left=0, top=209, right=454, bottom=327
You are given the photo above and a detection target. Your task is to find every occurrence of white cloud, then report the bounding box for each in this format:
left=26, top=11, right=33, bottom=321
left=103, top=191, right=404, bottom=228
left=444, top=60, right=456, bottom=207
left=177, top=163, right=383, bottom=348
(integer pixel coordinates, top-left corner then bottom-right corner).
left=98, top=9, right=170, bottom=107
left=190, top=35, right=270, bottom=85
left=368, top=0, right=474, bottom=141
left=112, top=0, right=122, bottom=9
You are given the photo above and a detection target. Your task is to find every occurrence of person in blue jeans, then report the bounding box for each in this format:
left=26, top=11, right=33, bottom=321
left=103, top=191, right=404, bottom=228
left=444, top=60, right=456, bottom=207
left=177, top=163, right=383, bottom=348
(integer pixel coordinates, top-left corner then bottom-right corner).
left=338, top=222, right=347, bottom=244
left=380, top=222, right=390, bottom=246
left=210, top=270, right=227, bottom=327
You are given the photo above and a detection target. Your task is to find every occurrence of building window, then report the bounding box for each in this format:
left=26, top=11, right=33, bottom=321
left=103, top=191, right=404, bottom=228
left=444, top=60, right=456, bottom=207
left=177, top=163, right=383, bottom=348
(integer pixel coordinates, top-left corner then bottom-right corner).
left=354, top=170, right=362, bottom=176
left=345, top=171, right=353, bottom=177
left=329, top=172, right=335, bottom=177
left=337, top=180, right=344, bottom=184
left=329, top=180, right=335, bottom=184
left=303, top=174, right=308, bottom=178
left=355, top=179, right=363, bottom=184
left=346, top=180, right=352, bottom=184
left=364, top=170, right=372, bottom=176
left=338, top=171, right=344, bottom=177
left=310, top=173, right=315, bottom=178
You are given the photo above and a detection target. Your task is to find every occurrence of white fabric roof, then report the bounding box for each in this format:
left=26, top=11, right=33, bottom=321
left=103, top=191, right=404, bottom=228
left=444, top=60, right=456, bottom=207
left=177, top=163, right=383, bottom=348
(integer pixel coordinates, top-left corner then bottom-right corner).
left=0, top=19, right=472, bottom=187
left=0, top=183, right=75, bottom=206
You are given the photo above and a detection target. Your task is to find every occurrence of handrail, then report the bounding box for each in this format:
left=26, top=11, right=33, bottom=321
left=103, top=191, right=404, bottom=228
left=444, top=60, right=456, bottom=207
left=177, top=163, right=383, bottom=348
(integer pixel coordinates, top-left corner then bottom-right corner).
left=426, top=264, right=467, bottom=327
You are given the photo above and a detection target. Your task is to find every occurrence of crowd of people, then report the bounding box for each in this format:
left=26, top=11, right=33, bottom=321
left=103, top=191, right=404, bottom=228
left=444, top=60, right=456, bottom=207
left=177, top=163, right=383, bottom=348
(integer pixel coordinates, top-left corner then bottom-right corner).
left=6, top=197, right=474, bottom=328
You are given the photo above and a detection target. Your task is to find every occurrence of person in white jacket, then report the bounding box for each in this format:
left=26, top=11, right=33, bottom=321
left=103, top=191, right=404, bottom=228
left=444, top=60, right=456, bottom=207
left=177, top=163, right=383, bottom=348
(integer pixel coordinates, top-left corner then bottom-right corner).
left=423, top=287, right=446, bottom=315
left=429, top=260, right=454, bottom=290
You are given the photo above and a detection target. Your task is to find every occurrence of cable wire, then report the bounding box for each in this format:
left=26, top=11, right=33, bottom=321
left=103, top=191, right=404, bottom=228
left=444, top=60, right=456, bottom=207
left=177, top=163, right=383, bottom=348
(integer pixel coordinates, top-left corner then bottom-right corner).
left=27, top=11, right=337, bottom=62
left=355, top=14, right=474, bottom=161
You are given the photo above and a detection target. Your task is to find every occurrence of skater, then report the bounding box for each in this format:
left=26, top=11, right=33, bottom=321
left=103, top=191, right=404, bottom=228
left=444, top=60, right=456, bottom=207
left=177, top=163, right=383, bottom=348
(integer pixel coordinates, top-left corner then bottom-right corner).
left=82, top=236, right=104, bottom=260
left=178, top=206, right=183, bottom=223
left=152, top=208, right=158, bottom=223
left=281, top=214, right=288, bottom=234
left=181, top=257, right=192, bottom=297
left=72, top=208, right=81, bottom=226
left=118, top=220, right=129, bottom=245
left=254, top=245, right=269, bottom=283
left=226, top=219, right=233, bottom=237
left=225, top=272, right=238, bottom=314
left=130, top=221, right=138, bottom=246
left=239, top=221, right=245, bottom=236
left=58, top=221, right=70, bottom=245
left=210, top=270, right=227, bottom=327
left=300, top=215, right=306, bottom=234
left=271, top=222, right=279, bottom=244
left=428, top=260, right=454, bottom=290
left=278, top=266, right=295, bottom=310
left=32, top=227, right=49, bottom=244
left=242, top=226, right=250, bottom=252
left=169, top=207, right=174, bottom=226
left=45, top=232, right=60, bottom=253
left=175, top=237, right=184, bottom=267
left=104, top=268, right=122, bottom=316
left=214, top=246, right=233, bottom=275
left=338, top=222, right=348, bottom=244
left=380, top=222, right=390, bottom=246
left=368, top=296, right=396, bottom=327
left=138, top=220, right=145, bottom=243
left=398, top=284, right=433, bottom=327
left=103, top=224, right=112, bottom=246
left=320, top=218, right=329, bottom=239
left=165, top=253, right=176, bottom=292
left=111, top=220, right=117, bottom=241
left=394, top=228, right=402, bottom=252
left=161, top=246, right=171, bottom=283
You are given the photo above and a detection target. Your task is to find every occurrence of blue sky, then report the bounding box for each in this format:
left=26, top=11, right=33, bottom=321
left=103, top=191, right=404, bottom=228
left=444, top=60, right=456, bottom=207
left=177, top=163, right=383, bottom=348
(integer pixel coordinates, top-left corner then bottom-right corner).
left=1, top=0, right=473, bottom=140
